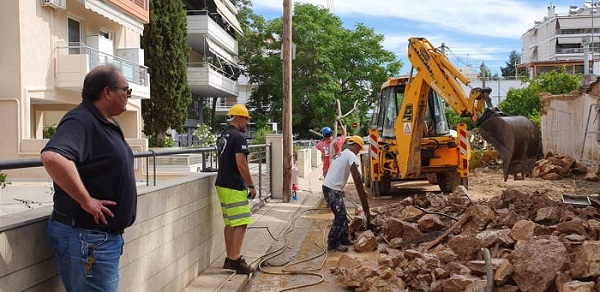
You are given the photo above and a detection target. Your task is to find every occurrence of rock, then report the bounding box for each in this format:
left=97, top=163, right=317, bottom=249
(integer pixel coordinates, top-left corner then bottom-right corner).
left=354, top=230, right=378, bottom=252
left=417, top=214, right=445, bottom=232
left=565, top=234, right=588, bottom=242
left=435, top=248, right=458, bottom=264
left=403, top=249, right=422, bottom=260
left=400, top=206, right=424, bottom=222
left=534, top=206, right=561, bottom=225
left=563, top=280, right=595, bottom=292
left=495, top=286, right=520, bottom=292
left=388, top=237, right=403, bottom=249
left=511, top=219, right=536, bottom=240
left=443, top=274, right=479, bottom=292
left=557, top=218, right=589, bottom=237
left=555, top=271, right=572, bottom=292
left=467, top=258, right=508, bottom=275
left=447, top=234, right=482, bottom=261
left=495, top=209, right=525, bottom=228
left=332, top=254, right=362, bottom=275
left=339, top=265, right=377, bottom=288
left=569, top=241, right=600, bottom=278
left=510, top=236, right=569, bottom=292
left=447, top=190, right=470, bottom=208
left=494, top=259, right=514, bottom=286
left=382, top=218, right=404, bottom=239
left=401, top=221, right=423, bottom=241
left=476, top=229, right=514, bottom=248
left=587, top=219, right=600, bottom=240
left=464, top=280, right=489, bottom=292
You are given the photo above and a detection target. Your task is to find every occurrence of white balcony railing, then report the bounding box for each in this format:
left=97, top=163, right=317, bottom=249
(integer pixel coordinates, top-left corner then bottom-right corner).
left=55, top=43, right=149, bottom=87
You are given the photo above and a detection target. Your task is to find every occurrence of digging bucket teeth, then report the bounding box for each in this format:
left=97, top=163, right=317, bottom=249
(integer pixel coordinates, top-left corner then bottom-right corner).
left=476, top=108, right=540, bottom=181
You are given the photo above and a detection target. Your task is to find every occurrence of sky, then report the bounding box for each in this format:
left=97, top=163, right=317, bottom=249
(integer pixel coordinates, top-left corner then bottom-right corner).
left=249, top=0, right=585, bottom=75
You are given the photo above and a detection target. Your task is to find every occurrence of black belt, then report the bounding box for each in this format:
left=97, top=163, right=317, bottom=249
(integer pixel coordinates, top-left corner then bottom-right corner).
left=50, top=211, right=123, bottom=234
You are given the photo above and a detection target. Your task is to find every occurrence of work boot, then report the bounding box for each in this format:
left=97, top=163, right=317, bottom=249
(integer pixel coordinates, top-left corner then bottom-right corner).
left=327, top=244, right=349, bottom=252
left=340, top=238, right=354, bottom=246
left=228, top=256, right=254, bottom=274
left=223, top=257, right=232, bottom=269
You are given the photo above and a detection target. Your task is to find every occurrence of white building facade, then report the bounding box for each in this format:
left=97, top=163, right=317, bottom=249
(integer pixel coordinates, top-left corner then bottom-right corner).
left=0, top=0, right=150, bottom=176
left=521, top=1, right=600, bottom=77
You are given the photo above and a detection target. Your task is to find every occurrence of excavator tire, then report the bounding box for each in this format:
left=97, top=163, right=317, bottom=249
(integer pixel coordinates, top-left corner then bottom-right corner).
left=437, top=172, right=462, bottom=193
left=478, top=115, right=540, bottom=182
left=372, top=175, right=391, bottom=197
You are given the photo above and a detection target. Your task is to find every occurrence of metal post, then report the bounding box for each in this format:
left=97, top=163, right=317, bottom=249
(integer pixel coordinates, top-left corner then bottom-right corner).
left=258, top=151, right=262, bottom=200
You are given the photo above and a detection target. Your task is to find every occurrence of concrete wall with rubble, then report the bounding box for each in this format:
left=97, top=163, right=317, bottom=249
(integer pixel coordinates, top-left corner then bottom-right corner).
left=540, top=84, right=600, bottom=164
left=0, top=174, right=224, bottom=291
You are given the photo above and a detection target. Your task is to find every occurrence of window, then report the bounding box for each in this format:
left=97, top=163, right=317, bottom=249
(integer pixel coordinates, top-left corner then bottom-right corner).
left=99, top=30, right=114, bottom=41
left=68, top=18, right=81, bottom=54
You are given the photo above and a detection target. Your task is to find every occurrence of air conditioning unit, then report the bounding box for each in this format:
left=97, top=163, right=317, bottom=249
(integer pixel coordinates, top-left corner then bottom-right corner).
left=41, top=0, right=66, bottom=10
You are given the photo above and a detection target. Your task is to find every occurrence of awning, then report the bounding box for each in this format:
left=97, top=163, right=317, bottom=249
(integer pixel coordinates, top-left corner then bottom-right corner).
left=214, top=0, right=243, bottom=35
left=84, top=0, right=144, bottom=35
left=557, top=37, right=583, bottom=44
left=206, top=38, right=235, bottom=63
left=558, top=18, right=584, bottom=29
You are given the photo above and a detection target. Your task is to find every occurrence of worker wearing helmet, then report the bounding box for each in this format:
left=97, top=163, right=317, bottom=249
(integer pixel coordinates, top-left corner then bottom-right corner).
left=215, top=103, right=255, bottom=274
left=315, top=121, right=347, bottom=178
left=322, top=135, right=365, bottom=252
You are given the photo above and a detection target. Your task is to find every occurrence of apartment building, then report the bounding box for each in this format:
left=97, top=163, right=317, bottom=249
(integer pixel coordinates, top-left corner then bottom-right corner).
left=0, top=0, right=150, bottom=171
left=520, top=1, right=600, bottom=77
left=181, top=0, right=245, bottom=145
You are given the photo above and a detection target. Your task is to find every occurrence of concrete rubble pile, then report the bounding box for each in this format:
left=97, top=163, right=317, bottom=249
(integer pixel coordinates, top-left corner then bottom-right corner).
left=533, top=151, right=600, bottom=181
left=333, top=187, right=600, bottom=292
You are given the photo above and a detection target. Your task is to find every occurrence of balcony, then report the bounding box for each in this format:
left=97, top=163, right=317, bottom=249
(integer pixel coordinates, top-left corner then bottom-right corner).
left=187, top=61, right=237, bottom=97
left=186, top=10, right=238, bottom=57
left=54, top=42, right=150, bottom=99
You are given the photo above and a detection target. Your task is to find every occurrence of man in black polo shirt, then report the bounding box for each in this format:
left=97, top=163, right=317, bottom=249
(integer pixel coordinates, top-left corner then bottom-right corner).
left=216, top=104, right=256, bottom=274
left=41, top=64, right=136, bottom=292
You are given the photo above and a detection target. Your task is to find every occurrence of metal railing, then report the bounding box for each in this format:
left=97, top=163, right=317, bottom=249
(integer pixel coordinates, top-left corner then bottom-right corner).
left=0, top=144, right=272, bottom=200
left=55, top=42, right=150, bottom=87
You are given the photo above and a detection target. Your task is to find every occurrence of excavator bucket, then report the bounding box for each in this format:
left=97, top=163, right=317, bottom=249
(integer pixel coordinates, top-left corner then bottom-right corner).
left=477, top=113, right=540, bottom=182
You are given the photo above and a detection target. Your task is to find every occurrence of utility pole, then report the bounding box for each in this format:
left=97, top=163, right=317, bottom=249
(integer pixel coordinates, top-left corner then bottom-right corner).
left=282, top=0, right=292, bottom=202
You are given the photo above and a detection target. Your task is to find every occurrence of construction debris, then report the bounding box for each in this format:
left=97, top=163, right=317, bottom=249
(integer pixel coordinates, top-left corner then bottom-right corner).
left=334, top=187, right=600, bottom=291
left=533, top=151, right=600, bottom=181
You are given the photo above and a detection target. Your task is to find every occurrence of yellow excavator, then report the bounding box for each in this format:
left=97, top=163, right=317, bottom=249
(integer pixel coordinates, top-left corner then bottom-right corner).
left=363, top=37, right=540, bottom=196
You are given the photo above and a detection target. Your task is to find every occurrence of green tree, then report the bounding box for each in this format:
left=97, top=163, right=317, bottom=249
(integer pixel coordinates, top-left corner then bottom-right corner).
left=499, top=67, right=581, bottom=126
left=237, top=3, right=401, bottom=138
left=478, top=62, right=491, bottom=79
left=500, top=50, right=521, bottom=79
left=141, top=0, right=191, bottom=142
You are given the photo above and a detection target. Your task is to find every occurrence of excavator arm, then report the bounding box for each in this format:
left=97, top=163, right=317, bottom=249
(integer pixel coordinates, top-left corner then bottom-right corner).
left=406, top=37, right=490, bottom=122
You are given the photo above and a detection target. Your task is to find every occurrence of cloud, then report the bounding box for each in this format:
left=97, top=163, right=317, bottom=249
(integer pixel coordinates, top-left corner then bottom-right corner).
left=252, top=0, right=565, bottom=39
left=251, top=0, right=572, bottom=74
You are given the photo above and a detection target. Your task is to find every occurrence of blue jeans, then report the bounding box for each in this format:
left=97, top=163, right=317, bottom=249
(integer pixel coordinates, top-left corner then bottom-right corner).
left=47, top=218, right=124, bottom=292
left=322, top=186, right=349, bottom=248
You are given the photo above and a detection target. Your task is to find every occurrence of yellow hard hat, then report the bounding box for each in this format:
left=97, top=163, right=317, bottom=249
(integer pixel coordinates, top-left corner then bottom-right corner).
left=227, top=104, right=251, bottom=118
left=347, top=135, right=364, bottom=148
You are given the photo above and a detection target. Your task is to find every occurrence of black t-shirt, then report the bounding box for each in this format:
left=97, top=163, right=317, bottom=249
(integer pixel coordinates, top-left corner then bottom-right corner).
left=41, top=99, right=137, bottom=231
left=215, top=125, right=249, bottom=191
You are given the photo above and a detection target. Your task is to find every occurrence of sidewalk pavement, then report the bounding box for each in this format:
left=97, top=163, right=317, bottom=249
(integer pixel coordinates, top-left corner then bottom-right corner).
left=183, top=168, right=325, bottom=292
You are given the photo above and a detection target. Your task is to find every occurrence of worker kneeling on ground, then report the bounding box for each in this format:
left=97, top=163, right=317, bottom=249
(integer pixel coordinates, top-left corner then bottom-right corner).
left=321, top=135, right=364, bottom=252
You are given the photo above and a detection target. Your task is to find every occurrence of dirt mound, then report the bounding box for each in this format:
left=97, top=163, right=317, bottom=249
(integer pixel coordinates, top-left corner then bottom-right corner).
left=335, top=187, right=600, bottom=291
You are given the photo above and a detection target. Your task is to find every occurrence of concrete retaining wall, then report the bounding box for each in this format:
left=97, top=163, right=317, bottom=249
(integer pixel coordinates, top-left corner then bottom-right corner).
left=541, top=93, right=600, bottom=163
left=0, top=173, right=223, bottom=292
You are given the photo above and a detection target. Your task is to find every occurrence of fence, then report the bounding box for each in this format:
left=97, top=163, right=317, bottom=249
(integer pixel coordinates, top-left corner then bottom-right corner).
left=0, top=144, right=272, bottom=213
